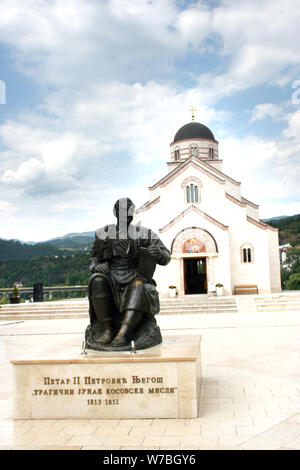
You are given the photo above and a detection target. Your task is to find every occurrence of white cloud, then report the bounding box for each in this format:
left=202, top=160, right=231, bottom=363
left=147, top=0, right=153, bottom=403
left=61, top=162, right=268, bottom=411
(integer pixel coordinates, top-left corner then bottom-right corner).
left=0, top=121, right=92, bottom=195
left=0, top=200, right=19, bottom=216
left=1, top=0, right=299, bottom=96
left=193, top=0, right=300, bottom=103
left=220, top=111, right=300, bottom=216
left=0, top=79, right=235, bottom=202
left=221, top=134, right=279, bottom=198
left=282, top=110, right=300, bottom=139
left=249, top=103, right=284, bottom=123
left=0, top=0, right=183, bottom=87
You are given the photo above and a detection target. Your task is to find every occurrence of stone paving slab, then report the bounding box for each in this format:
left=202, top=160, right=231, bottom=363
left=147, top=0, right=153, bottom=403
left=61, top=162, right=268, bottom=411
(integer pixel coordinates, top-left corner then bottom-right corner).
left=0, top=310, right=300, bottom=450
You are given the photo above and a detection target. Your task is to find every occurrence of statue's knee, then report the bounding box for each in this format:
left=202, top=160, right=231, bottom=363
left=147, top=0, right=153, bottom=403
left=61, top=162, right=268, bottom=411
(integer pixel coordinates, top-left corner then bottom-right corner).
left=91, top=276, right=110, bottom=295
left=131, top=278, right=145, bottom=287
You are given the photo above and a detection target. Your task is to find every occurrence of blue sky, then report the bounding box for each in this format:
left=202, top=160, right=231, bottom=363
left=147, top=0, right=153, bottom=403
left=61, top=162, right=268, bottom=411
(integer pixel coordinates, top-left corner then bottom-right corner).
left=0, top=0, right=300, bottom=241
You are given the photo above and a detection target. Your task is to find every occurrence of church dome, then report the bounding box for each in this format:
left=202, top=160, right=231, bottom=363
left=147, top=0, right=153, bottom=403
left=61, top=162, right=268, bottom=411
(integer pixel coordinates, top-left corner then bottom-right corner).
left=173, top=122, right=215, bottom=142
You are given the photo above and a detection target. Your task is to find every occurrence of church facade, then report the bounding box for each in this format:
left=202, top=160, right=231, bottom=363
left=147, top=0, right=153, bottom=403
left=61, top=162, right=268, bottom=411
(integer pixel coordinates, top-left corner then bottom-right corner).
left=133, top=121, right=281, bottom=297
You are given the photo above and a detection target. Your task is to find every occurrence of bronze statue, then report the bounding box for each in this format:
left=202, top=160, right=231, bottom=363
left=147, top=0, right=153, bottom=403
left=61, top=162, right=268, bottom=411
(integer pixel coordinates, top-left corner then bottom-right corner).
left=85, top=198, right=171, bottom=351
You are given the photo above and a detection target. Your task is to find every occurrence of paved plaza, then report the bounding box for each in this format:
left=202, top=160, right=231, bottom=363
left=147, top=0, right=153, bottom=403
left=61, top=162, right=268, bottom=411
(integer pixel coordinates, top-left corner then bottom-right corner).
left=1, top=308, right=300, bottom=450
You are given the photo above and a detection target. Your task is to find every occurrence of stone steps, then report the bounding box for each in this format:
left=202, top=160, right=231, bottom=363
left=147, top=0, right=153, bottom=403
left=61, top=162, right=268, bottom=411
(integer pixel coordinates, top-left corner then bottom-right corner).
left=0, top=300, right=88, bottom=321
left=159, top=309, right=237, bottom=315
left=159, top=296, right=238, bottom=314
left=256, top=306, right=300, bottom=311
left=160, top=301, right=237, bottom=304
left=255, top=302, right=300, bottom=307
left=0, top=312, right=88, bottom=321
left=2, top=293, right=300, bottom=320
left=0, top=295, right=238, bottom=320
left=258, top=307, right=300, bottom=310
left=254, top=294, right=300, bottom=312
left=0, top=305, right=88, bottom=312
left=160, top=304, right=237, bottom=309
left=2, top=291, right=300, bottom=321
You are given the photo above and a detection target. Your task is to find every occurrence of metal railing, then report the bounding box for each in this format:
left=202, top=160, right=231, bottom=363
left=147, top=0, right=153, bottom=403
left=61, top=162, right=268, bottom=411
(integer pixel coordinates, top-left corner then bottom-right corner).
left=0, top=285, right=88, bottom=300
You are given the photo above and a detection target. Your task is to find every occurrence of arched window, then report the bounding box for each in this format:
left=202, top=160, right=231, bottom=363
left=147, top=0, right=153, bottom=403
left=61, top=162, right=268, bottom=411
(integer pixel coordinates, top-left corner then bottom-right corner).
left=241, top=244, right=254, bottom=263
left=190, top=145, right=199, bottom=157
left=182, top=177, right=202, bottom=204
left=186, top=183, right=199, bottom=203
left=174, top=149, right=180, bottom=161
left=209, top=147, right=214, bottom=159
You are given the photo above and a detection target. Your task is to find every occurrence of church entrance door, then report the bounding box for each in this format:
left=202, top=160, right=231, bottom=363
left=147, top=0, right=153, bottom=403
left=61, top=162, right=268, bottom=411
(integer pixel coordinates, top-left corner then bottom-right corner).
left=184, top=258, right=207, bottom=295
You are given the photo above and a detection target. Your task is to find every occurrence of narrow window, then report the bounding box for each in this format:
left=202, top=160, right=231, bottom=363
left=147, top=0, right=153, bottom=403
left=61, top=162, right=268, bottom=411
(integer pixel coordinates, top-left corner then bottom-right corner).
left=185, top=183, right=200, bottom=203
left=186, top=186, right=190, bottom=203
left=194, top=185, right=199, bottom=202
left=175, top=149, right=180, bottom=160
left=242, top=246, right=252, bottom=263
left=190, top=146, right=198, bottom=157
left=190, top=184, right=194, bottom=202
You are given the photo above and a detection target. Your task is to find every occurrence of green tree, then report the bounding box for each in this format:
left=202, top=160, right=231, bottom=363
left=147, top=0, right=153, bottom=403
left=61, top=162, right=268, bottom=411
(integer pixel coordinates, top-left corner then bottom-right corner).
left=282, top=247, right=300, bottom=290
left=267, top=214, right=300, bottom=245
left=0, top=253, right=90, bottom=288
left=286, top=273, right=300, bottom=290
left=285, top=247, right=300, bottom=273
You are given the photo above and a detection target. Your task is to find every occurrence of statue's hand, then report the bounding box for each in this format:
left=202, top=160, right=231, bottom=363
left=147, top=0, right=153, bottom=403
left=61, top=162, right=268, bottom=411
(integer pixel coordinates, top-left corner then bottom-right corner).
left=147, top=245, right=161, bottom=261
left=93, top=262, right=109, bottom=274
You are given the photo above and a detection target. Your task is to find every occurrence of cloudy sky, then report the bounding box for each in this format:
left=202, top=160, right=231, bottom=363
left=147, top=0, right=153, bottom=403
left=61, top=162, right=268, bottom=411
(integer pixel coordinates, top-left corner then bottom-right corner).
left=0, top=0, right=300, bottom=242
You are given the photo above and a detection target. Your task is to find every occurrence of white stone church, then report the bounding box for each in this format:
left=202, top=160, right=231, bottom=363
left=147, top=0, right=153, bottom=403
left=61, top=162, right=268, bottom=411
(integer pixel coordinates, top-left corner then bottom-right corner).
left=133, top=119, right=281, bottom=297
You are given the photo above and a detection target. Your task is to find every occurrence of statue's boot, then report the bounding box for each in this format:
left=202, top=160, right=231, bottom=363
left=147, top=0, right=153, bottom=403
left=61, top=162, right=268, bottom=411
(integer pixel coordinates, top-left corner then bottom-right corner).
left=91, top=277, right=114, bottom=344
left=94, top=319, right=114, bottom=344
left=111, top=309, right=143, bottom=347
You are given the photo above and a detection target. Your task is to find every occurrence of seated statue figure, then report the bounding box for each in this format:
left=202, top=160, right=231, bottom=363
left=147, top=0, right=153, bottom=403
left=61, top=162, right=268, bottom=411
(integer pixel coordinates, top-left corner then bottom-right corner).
left=85, top=197, right=171, bottom=351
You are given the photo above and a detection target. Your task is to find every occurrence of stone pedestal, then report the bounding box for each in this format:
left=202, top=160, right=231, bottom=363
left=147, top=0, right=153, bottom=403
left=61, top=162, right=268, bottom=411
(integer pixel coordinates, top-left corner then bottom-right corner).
left=11, top=335, right=201, bottom=419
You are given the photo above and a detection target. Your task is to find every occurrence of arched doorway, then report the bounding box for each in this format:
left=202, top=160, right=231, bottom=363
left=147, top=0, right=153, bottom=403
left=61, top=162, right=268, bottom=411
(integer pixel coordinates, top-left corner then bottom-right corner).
left=172, top=227, right=218, bottom=295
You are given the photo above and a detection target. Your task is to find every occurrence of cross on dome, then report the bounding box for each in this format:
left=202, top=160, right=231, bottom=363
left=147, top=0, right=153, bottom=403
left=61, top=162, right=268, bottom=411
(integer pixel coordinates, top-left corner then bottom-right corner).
left=189, top=106, right=197, bottom=121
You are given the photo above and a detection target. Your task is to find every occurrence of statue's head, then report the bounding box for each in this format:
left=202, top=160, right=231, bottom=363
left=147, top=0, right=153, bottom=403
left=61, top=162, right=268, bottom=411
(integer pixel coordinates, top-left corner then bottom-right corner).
left=113, top=198, right=135, bottom=225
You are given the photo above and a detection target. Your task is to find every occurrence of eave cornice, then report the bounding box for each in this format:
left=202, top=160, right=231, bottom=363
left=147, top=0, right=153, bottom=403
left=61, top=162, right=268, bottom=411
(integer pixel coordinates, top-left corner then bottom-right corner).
left=159, top=205, right=228, bottom=233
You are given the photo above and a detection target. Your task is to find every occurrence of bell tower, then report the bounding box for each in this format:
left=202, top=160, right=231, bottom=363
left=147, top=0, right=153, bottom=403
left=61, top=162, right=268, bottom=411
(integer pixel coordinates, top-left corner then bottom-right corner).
left=168, top=118, right=222, bottom=172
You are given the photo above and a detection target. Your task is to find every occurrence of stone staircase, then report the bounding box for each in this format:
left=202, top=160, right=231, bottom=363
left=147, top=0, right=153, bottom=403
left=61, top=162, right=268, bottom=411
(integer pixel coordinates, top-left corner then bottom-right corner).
left=0, top=299, right=89, bottom=321
left=254, top=293, right=300, bottom=312
left=159, top=295, right=238, bottom=315
left=0, top=295, right=238, bottom=321
left=1, top=292, right=299, bottom=321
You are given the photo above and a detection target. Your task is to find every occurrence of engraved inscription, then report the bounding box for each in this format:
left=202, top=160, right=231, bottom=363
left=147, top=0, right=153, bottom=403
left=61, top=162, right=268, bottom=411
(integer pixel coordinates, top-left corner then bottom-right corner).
left=31, top=375, right=178, bottom=408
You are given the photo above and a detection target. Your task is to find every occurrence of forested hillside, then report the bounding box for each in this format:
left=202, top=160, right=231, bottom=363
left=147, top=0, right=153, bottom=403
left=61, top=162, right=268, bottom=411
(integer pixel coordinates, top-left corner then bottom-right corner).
left=0, top=253, right=90, bottom=288
left=0, top=239, right=60, bottom=260
left=0, top=237, right=91, bottom=289
left=266, top=214, right=300, bottom=246
left=48, top=235, right=94, bottom=249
